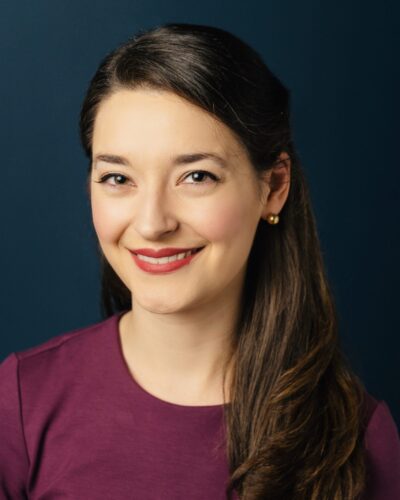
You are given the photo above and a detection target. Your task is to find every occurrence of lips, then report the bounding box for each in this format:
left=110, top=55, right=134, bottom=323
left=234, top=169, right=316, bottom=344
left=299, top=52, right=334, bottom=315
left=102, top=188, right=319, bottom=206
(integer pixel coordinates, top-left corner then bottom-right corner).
left=131, top=246, right=205, bottom=258
left=131, top=246, right=205, bottom=273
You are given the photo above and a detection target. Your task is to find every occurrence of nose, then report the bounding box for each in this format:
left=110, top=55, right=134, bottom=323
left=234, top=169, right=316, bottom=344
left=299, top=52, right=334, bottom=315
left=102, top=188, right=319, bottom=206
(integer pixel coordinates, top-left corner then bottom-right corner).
left=132, top=185, right=179, bottom=240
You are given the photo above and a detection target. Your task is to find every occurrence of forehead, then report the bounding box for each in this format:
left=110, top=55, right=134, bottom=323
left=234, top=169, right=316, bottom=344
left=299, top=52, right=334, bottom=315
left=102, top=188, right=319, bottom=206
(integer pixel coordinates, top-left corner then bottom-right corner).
left=92, top=88, right=245, bottom=162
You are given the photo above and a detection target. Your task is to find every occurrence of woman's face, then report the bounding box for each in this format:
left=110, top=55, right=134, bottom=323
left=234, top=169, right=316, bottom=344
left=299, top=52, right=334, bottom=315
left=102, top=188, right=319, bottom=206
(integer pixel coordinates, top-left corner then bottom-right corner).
left=90, top=88, right=271, bottom=314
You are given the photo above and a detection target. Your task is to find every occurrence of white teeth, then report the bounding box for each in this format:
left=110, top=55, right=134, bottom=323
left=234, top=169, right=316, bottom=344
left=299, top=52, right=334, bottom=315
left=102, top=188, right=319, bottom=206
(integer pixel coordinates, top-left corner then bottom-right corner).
left=136, top=249, right=195, bottom=264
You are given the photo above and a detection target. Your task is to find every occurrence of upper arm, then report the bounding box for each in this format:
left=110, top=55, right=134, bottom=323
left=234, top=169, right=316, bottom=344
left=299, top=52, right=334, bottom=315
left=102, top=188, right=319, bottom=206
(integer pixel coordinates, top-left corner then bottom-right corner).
left=0, top=352, right=30, bottom=499
left=363, top=399, right=400, bottom=499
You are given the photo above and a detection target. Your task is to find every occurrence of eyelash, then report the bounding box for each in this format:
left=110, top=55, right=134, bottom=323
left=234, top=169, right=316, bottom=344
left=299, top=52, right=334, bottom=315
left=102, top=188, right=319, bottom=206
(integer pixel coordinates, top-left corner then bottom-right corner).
left=94, top=170, right=221, bottom=188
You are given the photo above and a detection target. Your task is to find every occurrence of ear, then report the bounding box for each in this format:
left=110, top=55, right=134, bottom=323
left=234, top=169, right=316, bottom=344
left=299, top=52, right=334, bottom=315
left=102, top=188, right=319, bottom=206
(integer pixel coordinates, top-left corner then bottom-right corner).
left=259, top=152, right=291, bottom=220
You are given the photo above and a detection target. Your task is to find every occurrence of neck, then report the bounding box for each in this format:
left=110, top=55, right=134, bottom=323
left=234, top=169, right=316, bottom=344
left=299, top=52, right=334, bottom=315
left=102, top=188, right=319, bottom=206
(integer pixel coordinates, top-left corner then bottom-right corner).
left=119, top=280, right=241, bottom=406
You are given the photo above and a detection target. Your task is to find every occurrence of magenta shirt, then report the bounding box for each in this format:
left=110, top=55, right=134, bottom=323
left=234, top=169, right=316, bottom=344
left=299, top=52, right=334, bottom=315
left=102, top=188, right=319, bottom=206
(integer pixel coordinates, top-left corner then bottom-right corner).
left=1, top=310, right=399, bottom=499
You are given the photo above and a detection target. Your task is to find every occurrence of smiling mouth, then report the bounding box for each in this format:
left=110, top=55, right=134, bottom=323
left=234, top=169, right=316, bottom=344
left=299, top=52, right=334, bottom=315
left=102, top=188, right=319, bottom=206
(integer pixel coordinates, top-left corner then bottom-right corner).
left=133, top=246, right=205, bottom=264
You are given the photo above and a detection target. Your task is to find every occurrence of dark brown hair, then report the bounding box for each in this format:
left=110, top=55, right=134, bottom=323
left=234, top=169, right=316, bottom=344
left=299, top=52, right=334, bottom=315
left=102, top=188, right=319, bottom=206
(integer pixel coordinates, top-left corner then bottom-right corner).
left=79, top=22, right=368, bottom=499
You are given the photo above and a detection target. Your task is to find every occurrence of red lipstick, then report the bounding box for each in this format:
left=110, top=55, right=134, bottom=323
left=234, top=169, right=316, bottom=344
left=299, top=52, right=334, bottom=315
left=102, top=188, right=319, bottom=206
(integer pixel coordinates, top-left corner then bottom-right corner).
left=130, top=247, right=205, bottom=274
left=131, top=247, right=201, bottom=258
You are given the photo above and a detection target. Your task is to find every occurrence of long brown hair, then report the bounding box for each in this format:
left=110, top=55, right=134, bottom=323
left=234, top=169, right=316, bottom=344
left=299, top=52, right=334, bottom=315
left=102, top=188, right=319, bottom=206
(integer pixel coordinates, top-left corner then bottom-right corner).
left=79, top=23, right=368, bottom=499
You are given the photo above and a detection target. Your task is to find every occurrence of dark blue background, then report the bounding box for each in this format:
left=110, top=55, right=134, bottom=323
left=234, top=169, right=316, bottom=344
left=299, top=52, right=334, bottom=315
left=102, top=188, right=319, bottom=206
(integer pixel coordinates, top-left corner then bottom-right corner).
left=1, top=1, right=398, bottom=426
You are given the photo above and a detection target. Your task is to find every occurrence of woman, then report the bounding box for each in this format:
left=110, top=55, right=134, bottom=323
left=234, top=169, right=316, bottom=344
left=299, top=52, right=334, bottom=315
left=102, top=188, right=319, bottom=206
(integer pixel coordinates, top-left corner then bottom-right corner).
left=1, top=22, right=399, bottom=500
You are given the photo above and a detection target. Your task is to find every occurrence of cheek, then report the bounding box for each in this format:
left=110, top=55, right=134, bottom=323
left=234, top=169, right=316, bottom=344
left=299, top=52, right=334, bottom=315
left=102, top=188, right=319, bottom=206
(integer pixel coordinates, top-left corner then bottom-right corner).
left=91, top=196, right=127, bottom=243
left=197, top=196, right=252, bottom=242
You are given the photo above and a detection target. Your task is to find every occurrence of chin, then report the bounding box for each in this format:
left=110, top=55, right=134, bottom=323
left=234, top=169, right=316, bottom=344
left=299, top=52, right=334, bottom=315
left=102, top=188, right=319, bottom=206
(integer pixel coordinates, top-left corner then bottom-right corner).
left=135, top=294, right=194, bottom=315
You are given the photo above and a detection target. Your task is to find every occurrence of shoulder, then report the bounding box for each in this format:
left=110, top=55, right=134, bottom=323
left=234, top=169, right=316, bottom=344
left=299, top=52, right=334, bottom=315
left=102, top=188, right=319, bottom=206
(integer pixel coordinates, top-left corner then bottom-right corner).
left=14, top=313, right=118, bottom=362
left=0, top=312, right=122, bottom=396
left=0, top=311, right=122, bottom=497
left=361, top=391, right=400, bottom=499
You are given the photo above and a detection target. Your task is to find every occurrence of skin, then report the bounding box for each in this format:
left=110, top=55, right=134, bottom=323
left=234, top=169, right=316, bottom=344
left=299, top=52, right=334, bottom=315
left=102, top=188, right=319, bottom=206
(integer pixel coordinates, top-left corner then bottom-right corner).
left=90, top=88, right=291, bottom=406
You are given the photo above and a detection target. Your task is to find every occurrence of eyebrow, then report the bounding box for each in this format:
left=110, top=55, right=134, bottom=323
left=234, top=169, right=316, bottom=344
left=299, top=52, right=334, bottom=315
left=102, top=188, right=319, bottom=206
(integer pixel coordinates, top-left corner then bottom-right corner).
left=93, top=152, right=227, bottom=169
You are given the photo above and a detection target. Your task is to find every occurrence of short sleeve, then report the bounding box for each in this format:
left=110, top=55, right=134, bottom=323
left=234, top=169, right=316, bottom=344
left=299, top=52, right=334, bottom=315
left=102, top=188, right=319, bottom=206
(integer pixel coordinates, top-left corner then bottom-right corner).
left=363, top=399, right=400, bottom=499
left=0, top=352, right=30, bottom=499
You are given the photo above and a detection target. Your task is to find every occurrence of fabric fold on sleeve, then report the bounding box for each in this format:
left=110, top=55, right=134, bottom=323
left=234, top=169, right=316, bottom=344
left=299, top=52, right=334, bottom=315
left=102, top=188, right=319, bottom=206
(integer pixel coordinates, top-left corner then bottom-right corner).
left=364, top=399, right=400, bottom=499
left=0, top=352, right=30, bottom=499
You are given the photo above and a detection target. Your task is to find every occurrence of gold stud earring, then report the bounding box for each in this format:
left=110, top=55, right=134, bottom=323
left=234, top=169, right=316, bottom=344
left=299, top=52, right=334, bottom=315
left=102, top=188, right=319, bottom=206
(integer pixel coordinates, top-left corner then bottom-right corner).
left=265, top=213, right=279, bottom=225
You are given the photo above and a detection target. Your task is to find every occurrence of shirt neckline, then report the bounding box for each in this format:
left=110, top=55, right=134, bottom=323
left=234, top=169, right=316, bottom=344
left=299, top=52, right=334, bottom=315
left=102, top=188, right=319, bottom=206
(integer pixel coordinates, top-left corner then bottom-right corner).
left=111, top=309, right=230, bottom=412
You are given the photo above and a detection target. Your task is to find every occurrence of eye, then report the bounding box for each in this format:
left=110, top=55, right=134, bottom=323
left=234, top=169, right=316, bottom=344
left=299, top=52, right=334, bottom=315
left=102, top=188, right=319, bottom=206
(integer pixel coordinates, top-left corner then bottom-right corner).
left=94, top=173, right=131, bottom=187
left=93, top=170, right=221, bottom=189
left=181, top=170, right=220, bottom=186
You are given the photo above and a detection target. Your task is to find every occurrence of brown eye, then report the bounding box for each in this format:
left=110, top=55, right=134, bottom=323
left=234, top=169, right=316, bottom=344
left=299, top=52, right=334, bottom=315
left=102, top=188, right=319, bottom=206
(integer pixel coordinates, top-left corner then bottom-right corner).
left=182, top=170, right=220, bottom=185
left=96, top=173, right=130, bottom=186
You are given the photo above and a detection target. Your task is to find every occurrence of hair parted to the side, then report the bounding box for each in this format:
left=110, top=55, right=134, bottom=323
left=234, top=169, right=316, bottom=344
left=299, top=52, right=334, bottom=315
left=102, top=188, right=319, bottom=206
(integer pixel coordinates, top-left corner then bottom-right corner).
left=79, top=22, right=368, bottom=499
